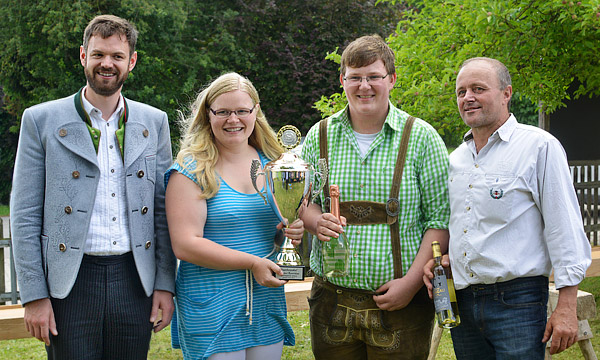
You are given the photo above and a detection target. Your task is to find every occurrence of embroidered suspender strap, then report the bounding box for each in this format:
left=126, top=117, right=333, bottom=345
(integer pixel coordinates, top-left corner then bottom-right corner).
left=388, top=115, right=415, bottom=278
left=319, top=118, right=330, bottom=212
left=317, top=115, right=415, bottom=278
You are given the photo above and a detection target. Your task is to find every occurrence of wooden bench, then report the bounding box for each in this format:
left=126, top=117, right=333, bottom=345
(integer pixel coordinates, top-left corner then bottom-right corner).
left=0, top=304, right=27, bottom=340
left=587, top=246, right=600, bottom=277
left=0, top=278, right=315, bottom=341
left=285, top=277, right=312, bottom=312
left=2, top=267, right=598, bottom=347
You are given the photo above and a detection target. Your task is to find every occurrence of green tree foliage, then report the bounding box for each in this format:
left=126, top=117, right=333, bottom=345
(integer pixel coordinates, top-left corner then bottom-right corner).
left=0, top=0, right=404, bottom=203
left=225, top=0, right=405, bottom=134
left=0, top=0, right=189, bottom=203
left=316, top=0, right=600, bottom=146
left=0, top=91, right=17, bottom=204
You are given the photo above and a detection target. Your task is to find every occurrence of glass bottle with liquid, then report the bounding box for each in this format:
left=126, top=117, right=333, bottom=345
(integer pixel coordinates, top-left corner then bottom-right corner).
left=432, top=241, right=460, bottom=328
left=322, top=185, right=350, bottom=277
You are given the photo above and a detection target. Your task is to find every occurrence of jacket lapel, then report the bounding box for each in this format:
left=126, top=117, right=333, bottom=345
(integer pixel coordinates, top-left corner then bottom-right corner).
left=123, top=121, right=149, bottom=169
left=55, top=120, right=99, bottom=167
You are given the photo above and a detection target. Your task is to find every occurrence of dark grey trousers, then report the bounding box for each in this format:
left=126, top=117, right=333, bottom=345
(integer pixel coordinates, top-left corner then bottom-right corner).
left=47, top=252, right=153, bottom=360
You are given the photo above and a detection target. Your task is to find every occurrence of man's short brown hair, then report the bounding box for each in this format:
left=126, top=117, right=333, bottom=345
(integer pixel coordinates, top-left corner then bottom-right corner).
left=83, top=15, right=138, bottom=56
left=340, top=35, right=395, bottom=75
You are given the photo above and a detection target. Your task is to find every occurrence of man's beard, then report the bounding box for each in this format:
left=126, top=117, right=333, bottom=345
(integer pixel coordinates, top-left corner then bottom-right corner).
left=84, top=65, right=129, bottom=97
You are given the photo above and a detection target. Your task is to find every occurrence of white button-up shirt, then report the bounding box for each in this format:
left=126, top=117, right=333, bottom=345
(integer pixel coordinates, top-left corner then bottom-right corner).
left=81, top=88, right=131, bottom=255
left=448, top=114, right=591, bottom=290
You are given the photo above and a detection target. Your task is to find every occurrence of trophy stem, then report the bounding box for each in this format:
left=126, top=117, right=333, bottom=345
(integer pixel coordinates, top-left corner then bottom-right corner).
left=275, top=237, right=303, bottom=266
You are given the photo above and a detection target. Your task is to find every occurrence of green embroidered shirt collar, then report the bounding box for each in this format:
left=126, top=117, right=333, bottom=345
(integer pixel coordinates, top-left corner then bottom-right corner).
left=74, top=86, right=129, bottom=161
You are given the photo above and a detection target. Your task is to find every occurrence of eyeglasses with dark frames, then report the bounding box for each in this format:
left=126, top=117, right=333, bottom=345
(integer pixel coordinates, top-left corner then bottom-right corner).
left=342, top=74, right=389, bottom=85
left=209, top=104, right=257, bottom=118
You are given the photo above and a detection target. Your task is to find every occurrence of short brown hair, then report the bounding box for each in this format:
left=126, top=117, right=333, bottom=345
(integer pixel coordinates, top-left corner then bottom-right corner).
left=83, top=15, right=138, bottom=56
left=340, top=35, right=395, bottom=75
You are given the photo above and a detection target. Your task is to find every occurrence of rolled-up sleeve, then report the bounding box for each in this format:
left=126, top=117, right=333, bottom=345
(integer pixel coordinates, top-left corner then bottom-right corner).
left=538, top=137, right=592, bottom=289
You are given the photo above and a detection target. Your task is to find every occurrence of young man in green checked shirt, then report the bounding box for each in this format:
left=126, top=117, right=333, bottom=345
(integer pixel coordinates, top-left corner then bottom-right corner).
left=300, top=34, right=450, bottom=359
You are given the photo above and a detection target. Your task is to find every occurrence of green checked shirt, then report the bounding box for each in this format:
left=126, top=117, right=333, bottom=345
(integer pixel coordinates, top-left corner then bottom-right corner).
left=302, top=102, right=450, bottom=290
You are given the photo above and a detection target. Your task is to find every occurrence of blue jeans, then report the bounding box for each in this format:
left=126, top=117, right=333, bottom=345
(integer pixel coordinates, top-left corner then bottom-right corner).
left=451, top=276, right=549, bottom=360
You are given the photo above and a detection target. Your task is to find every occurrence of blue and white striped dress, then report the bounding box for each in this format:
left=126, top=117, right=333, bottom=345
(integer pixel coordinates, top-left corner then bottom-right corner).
left=165, top=152, right=295, bottom=360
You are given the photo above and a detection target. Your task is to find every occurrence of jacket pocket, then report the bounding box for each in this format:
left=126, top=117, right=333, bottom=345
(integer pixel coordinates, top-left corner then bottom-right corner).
left=145, top=155, right=156, bottom=184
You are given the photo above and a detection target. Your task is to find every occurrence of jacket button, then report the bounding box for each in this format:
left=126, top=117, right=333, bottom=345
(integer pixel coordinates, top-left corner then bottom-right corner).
left=59, top=243, right=66, bottom=252
left=64, top=206, right=72, bottom=214
left=137, top=170, right=144, bottom=178
left=59, top=129, right=67, bottom=137
left=72, top=171, right=80, bottom=179
left=141, top=206, right=149, bottom=214
left=145, top=241, right=151, bottom=249
left=143, top=129, right=149, bottom=137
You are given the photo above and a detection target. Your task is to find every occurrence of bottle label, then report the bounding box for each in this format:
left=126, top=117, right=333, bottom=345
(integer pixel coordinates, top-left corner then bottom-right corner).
left=433, top=274, right=451, bottom=312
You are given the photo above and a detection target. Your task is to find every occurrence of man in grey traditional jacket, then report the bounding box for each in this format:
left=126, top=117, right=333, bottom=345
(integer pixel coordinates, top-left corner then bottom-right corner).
left=10, top=14, right=176, bottom=359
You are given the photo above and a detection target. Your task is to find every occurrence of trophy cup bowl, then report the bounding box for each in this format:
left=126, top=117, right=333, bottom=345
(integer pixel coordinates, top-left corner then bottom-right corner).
left=251, top=125, right=327, bottom=280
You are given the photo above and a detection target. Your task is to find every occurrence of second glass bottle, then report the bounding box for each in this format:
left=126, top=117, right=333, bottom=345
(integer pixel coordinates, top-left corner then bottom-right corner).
left=322, top=184, right=350, bottom=277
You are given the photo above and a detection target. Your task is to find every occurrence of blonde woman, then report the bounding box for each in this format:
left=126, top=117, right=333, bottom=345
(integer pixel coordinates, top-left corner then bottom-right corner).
left=165, top=73, right=302, bottom=360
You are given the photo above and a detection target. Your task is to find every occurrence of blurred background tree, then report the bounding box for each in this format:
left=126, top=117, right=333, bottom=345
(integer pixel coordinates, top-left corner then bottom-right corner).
left=0, top=0, right=404, bottom=203
left=316, top=0, right=600, bottom=146
left=2, top=0, right=599, bottom=203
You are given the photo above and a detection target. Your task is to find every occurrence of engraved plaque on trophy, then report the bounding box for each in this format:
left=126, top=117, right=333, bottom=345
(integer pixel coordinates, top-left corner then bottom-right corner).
left=251, top=125, right=327, bottom=280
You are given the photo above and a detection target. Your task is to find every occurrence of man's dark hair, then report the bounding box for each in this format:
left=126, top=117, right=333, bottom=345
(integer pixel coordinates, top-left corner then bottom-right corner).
left=83, top=15, right=138, bottom=56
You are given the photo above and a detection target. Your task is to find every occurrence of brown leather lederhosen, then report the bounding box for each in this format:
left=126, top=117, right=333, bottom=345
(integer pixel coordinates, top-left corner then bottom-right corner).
left=318, top=116, right=415, bottom=279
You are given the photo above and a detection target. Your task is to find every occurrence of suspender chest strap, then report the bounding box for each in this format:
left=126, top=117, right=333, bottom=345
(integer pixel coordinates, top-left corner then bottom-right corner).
left=318, top=116, right=416, bottom=278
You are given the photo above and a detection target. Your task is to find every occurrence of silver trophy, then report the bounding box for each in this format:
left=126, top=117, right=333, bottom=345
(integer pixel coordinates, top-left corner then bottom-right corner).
left=251, top=125, right=328, bottom=280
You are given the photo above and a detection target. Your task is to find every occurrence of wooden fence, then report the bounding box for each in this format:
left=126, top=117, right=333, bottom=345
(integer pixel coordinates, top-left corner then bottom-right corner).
left=570, top=160, right=600, bottom=246
left=0, top=216, right=18, bottom=304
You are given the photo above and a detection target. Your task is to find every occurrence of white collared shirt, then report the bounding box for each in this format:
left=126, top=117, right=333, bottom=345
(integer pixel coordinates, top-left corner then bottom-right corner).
left=81, top=88, right=132, bottom=255
left=448, top=114, right=591, bottom=290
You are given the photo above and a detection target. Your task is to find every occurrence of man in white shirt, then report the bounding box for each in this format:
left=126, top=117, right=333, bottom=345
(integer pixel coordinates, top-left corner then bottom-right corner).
left=424, top=57, right=591, bottom=359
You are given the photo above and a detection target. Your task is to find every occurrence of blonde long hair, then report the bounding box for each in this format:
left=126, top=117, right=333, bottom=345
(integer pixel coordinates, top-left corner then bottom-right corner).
left=175, top=72, right=283, bottom=199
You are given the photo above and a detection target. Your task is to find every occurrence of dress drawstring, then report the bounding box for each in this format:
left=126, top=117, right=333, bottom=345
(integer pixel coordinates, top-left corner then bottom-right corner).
left=245, top=245, right=278, bottom=325
left=245, top=269, right=254, bottom=325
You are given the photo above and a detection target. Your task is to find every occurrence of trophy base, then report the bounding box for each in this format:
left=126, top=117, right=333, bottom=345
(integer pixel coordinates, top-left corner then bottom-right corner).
left=276, top=265, right=305, bottom=281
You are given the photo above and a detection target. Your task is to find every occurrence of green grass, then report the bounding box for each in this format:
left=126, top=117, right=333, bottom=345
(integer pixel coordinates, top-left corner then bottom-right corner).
left=0, top=205, right=8, bottom=217
left=2, top=277, right=599, bottom=359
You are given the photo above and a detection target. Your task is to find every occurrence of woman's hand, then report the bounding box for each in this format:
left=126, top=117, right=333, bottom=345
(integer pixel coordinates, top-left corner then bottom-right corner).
left=250, top=257, right=287, bottom=287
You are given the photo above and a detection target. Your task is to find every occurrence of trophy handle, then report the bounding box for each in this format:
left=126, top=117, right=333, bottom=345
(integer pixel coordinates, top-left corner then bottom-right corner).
left=312, top=158, right=329, bottom=198
left=250, top=159, right=268, bottom=204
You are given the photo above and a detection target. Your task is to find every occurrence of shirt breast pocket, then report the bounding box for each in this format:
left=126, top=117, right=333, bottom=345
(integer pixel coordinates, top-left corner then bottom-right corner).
left=481, top=174, right=516, bottom=225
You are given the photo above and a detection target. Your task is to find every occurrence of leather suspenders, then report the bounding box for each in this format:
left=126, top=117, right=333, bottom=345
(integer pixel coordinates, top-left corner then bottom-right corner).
left=318, top=116, right=416, bottom=278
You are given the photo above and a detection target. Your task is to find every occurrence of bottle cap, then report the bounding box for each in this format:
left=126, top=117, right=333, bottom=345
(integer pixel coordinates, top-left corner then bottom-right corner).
left=432, top=241, right=442, bottom=258
left=330, top=184, right=339, bottom=196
